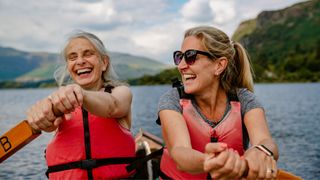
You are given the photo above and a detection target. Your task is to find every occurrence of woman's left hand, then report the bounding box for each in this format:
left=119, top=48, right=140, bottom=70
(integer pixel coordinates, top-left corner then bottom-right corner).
left=204, top=143, right=247, bottom=180
left=49, top=84, right=84, bottom=117
left=244, top=146, right=277, bottom=180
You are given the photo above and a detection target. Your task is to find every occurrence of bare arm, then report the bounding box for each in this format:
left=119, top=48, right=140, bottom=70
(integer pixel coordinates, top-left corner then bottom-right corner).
left=244, top=108, right=279, bottom=159
left=48, top=84, right=132, bottom=129
left=82, top=85, right=132, bottom=128
left=243, top=108, right=278, bottom=179
left=82, top=86, right=132, bottom=118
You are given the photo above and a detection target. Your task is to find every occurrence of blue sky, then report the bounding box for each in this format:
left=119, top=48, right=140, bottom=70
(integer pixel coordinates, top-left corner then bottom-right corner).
left=0, top=0, right=305, bottom=65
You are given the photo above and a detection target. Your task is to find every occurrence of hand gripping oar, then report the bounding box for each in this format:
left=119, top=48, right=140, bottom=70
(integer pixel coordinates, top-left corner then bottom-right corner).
left=0, top=107, right=62, bottom=163
left=205, top=130, right=302, bottom=180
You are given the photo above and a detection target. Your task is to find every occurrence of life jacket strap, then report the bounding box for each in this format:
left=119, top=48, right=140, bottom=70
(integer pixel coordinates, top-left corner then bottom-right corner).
left=46, top=157, right=137, bottom=177
left=126, top=147, right=164, bottom=172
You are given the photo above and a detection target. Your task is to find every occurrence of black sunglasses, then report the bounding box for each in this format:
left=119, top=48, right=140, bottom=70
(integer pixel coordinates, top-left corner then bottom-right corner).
left=173, top=49, right=214, bottom=65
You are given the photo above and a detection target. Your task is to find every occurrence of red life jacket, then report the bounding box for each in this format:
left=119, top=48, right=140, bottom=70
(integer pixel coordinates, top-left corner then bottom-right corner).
left=160, top=98, right=244, bottom=179
left=45, top=107, right=136, bottom=179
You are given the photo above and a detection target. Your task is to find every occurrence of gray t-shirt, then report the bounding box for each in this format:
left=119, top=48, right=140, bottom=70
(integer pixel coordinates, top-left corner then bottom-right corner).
left=158, top=88, right=263, bottom=126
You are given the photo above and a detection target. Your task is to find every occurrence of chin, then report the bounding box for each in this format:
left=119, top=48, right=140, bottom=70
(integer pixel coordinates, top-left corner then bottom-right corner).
left=75, top=79, right=92, bottom=87
left=183, top=86, right=194, bottom=94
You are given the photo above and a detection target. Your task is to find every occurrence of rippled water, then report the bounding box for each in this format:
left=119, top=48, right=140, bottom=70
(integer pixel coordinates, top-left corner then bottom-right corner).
left=0, top=83, right=319, bottom=179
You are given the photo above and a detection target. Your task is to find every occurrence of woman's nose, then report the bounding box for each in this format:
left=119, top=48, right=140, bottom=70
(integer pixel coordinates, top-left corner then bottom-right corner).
left=177, top=57, right=188, bottom=70
left=75, top=57, right=85, bottom=65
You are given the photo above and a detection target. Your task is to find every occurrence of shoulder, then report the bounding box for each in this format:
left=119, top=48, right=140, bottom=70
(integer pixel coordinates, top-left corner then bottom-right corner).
left=110, top=85, right=132, bottom=97
left=237, top=88, right=255, bottom=100
left=112, top=85, right=131, bottom=92
left=158, top=87, right=181, bottom=113
left=160, top=88, right=179, bottom=100
left=236, top=88, right=263, bottom=114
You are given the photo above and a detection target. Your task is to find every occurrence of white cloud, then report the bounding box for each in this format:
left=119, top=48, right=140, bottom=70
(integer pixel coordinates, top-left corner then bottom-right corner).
left=0, top=0, right=306, bottom=64
left=181, top=0, right=236, bottom=24
left=181, top=0, right=212, bottom=22
left=209, top=0, right=236, bottom=24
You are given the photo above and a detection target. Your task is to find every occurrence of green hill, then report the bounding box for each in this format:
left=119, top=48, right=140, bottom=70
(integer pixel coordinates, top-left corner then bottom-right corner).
left=0, top=47, right=59, bottom=81
left=0, top=47, right=169, bottom=84
left=233, top=0, right=320, bottom=82
left=109, top=52, right=170, bottom=80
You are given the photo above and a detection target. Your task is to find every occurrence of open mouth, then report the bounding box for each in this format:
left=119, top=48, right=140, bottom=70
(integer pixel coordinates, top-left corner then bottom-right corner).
left=183, top=74, right=196, bottom=81
left=76, top=68, right=92, bottom=76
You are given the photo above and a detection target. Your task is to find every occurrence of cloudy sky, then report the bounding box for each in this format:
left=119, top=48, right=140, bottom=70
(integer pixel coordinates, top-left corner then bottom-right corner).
left=0, top=0, right=305, bottom=65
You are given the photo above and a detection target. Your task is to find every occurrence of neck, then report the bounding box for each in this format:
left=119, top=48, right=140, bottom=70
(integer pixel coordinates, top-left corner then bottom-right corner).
left=194, top=86, right=227, bottom=121
left=82, top=80, right=104, bottom=91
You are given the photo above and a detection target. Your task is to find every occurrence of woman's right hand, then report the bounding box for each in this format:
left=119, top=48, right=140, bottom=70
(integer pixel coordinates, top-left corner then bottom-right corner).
left=27, top=97, right=63, bottom=132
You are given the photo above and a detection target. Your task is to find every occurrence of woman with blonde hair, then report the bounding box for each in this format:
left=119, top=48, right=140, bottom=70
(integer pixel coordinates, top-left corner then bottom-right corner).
left=158, top=26, right=278, bottom=179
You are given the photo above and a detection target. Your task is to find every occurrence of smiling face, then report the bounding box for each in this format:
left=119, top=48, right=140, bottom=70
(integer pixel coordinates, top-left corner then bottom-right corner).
left=178, top=36, right=219, bottom=95
left=65, top=37, right=108, bottom=90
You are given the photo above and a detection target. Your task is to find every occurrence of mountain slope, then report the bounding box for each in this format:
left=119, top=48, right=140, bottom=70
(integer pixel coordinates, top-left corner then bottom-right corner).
left=0, top=47, right=169, bottom=82
left=232, top=0, right=320, bottom=82
left=0, top=47, right=59, bottom=81
left=109, top=52, right=169, bottom=80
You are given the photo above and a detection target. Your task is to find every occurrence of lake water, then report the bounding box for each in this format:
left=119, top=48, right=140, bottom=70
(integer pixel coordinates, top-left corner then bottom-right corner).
left=0, top=83, right=319, bottom=179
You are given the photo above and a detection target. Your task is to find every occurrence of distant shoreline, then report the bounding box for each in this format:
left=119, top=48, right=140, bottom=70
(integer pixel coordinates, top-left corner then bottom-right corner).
left=0, top=79, right=319, bottom=89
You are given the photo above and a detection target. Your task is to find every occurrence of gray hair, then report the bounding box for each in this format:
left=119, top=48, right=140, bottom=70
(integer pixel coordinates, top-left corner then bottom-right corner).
left=184, top=26, right=254, bottom=92
left=54, top=30, right=122, bottom=87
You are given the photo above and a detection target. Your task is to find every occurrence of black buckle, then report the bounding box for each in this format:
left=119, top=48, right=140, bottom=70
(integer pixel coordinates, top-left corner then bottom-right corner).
left=80, top=159, right=97, bottom=169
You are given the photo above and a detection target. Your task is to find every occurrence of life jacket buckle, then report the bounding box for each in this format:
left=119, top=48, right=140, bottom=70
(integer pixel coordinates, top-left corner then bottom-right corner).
left=80, top=159, right=97, bottom=169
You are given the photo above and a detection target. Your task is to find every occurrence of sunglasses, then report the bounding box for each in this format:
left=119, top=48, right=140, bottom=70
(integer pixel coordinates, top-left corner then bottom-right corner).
left=173, top=49, right=214, bottom=65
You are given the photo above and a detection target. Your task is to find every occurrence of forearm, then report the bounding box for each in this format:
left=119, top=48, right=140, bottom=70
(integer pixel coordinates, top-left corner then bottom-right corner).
left=244, top=108, right=279, bottom=160
left=170, top=146, right=205, bottom=174
left=82, top=90, right=126, bottom=118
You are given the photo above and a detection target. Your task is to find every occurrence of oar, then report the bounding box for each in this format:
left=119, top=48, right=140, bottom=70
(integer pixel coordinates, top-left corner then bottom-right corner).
left=0, top=108, right=62, bottom=163
left=0, top=120, right=41, bottom=163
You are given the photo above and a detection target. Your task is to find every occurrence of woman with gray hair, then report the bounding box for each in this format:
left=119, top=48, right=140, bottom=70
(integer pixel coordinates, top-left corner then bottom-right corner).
left=27, top=31, right=135, bottom=179
left=157, top=26, right=278, bottom=179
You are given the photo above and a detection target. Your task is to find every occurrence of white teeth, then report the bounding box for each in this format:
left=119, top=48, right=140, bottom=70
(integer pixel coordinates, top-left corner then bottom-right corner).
left=184, top=74, right=196, bottom=79
left=77, top=68, right=91, bottom=74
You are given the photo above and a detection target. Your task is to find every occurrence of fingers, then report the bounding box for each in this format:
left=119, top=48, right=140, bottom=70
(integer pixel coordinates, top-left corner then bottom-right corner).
left=265, top=157, right=277, bottom=180
left=212, top=149, right=236, bottom=179
left=257, top=154, right=267, bottom=178
left=26, top=98, right=57, bottom=132
left=204, top=142, right=228, bottom=172
left=73, top=85, right=83, bottom=106
left=239, top=157, right=248, bottom=179
left=50, top=84, right=83, bottom=114
left=64, top=113, right=73, bottom=120
left=53, top=117, right=63, bottom=126
left=205, top=142, right=228, bottom=154
left=204, top=148, right=229, bottom=173
left=50, top=90, right=73, bottom=114
left=272, top=157, right=278, bottom=179
left=204, top=148, right=246, bottom=180
left=265, top=156, right=273, bottom=179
